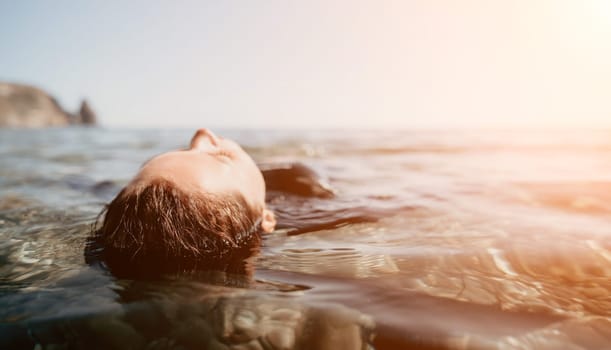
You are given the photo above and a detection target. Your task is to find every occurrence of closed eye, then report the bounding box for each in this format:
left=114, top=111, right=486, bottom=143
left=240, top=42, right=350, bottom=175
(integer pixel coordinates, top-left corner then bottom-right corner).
left=213, top=149, right=234, bottom=160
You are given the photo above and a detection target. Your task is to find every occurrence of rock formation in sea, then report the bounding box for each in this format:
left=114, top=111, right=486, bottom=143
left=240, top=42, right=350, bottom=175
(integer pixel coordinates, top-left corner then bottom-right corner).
left=72, top=100, right=97, bottom=125
left=0, top=81, right=98, bottom=128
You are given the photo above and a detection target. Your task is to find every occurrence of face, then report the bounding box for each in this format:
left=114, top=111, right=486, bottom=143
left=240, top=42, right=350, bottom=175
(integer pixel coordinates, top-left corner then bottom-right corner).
left=126, top=128, right=275, bottom=232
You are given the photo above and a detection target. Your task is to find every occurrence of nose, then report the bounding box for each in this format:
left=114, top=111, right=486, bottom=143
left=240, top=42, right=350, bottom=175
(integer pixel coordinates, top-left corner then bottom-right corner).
left=190, top=128, right=220, bottom=150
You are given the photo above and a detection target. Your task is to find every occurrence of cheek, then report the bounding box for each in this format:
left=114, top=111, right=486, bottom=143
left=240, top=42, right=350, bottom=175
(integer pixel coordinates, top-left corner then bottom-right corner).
left=231, top=144, right=265, bottom=199
left=245, top=162, right=266, bottom=199
left=236, top=167, right=265, bottom=212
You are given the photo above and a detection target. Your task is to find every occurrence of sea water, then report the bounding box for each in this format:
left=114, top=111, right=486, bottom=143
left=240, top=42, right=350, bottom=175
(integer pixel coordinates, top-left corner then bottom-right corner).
left=0, top=128, right=610, bottom=349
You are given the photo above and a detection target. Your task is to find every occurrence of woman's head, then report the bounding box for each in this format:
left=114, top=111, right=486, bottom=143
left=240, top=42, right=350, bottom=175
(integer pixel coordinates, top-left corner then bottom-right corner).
left=91, top=129, right=275, bottom=275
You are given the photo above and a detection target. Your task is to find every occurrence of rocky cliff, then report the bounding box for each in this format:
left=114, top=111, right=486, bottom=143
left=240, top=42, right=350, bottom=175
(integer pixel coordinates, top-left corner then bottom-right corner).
left=0, top=82, right=97, bottom=128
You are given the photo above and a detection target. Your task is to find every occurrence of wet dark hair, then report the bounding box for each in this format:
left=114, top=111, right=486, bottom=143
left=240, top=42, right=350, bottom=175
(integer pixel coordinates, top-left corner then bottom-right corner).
left=87, top=178, right=262, bottom=277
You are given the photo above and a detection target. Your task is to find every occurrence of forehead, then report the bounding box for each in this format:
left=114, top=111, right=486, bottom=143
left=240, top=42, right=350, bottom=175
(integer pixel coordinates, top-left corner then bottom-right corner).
left=134, top=150, right=231, bottom=192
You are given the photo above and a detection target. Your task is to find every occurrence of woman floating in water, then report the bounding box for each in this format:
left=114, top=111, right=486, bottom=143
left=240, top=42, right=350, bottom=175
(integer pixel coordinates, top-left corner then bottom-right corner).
left=89, top=127, right=400, bottom=277
left=90, top=128, right=279, bottom=276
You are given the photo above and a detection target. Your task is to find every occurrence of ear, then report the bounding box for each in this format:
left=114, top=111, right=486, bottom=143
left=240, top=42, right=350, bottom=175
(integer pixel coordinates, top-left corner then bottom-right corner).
left=261, top=208, right=276, bottom=233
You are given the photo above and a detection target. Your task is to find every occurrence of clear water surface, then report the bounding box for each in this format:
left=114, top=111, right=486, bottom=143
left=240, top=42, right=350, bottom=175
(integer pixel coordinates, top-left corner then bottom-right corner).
left=0, top=128, right=610, bottom=349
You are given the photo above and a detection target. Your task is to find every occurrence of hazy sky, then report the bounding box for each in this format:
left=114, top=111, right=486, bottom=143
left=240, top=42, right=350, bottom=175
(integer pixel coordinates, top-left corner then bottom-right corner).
left=1, top=1, right=610, bottom=128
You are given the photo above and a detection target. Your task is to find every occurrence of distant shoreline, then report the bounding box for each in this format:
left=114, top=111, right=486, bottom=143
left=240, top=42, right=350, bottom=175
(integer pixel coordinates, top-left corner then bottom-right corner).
left=0, top=81, right=97, bottom=128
